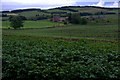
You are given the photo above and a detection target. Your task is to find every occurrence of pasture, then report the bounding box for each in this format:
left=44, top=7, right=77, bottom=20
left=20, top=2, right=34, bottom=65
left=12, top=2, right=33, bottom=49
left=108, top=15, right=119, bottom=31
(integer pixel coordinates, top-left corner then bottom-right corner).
left=2, top=24, right=118, bottom=41
left=2, top=14, right=119, bottom=41
left=2, top=20, right=63, bottom=29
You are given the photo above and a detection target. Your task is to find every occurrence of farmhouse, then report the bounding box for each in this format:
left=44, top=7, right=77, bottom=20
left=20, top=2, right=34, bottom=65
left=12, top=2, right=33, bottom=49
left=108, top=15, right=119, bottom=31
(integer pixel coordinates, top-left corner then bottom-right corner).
left=52, top=15, right=64, bottom=22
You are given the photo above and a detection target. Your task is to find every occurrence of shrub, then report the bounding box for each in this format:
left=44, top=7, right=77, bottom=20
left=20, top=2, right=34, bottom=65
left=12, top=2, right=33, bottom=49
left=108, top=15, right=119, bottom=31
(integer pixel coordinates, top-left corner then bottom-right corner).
left=71, top=14, right=81, bottom=24
left=9, top=16, right=24, bottom=29
left=63, top=21, right=67, bottom=25
left=68, top=13, right=87, bottom=25
left=80, top=18, right=88, bottom=25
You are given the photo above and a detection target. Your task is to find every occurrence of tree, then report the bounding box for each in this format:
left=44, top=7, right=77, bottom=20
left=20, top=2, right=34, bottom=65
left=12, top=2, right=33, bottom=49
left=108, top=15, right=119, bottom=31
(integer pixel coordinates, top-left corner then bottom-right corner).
left=19, top=16, right=27, bottom=20
left=63, top=20, right=67, bottom=25
left=67, top=13, right=72, bottom=23
left=71, top=14, right=81, bottom=24
left=80, top=18, right=87, bottom=25
left=68, top=13, right=87, bottom=25
left=9, top=16, right=24, bottom=29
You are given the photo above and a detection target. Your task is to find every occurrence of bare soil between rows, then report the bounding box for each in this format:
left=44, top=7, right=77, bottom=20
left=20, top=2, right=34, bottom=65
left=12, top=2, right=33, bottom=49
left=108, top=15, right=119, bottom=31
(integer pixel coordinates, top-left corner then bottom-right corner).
left=2, top=34, right=118, bottom=44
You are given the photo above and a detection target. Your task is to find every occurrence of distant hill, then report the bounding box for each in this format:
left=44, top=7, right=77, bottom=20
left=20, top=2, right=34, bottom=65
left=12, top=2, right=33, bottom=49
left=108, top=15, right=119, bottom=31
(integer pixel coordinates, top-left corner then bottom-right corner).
left=55, top=6, right=119, bottom=10
left=1, top=6, right=119, bottom=21
left=2, top=6, right=119, bottom=13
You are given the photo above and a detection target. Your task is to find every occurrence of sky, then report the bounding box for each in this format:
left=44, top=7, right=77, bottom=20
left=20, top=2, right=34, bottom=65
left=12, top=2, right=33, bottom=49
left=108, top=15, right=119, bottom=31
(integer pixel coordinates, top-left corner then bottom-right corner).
left=0, top=0, right=120, bottom=11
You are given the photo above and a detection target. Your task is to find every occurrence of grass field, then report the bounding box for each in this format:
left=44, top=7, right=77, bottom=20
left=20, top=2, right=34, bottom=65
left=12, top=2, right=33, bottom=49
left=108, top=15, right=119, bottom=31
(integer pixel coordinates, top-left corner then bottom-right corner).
left=18, top=11, right=50, bottom=19
left=2, top=24, right=118, bottom=41
left=2, top=14, right=119, bottom=41
left=2, top=20, right=63, bottom=28
left=71, top=7, right=107, bottom=13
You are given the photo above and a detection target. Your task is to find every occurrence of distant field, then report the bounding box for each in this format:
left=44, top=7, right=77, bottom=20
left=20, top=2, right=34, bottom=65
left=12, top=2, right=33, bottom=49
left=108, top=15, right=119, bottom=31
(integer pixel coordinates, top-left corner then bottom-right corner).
left=86, top=14, right=118, bottom=25
left=70, top=7, right=107, bottom=13
left=18, top=11, right=50, bottom=19
left=2, top=24, right=118, bottom=41
left=2, top=20, right=63, bottom=28
left=46, top=9, right=72, bottom=13
left=7, top=13, right=18, bottom=16
left=2, top=14, right=118, bottom=28
left=2, top=14, right=118, bottom=41
left=47, top=7, right=118, bottom=14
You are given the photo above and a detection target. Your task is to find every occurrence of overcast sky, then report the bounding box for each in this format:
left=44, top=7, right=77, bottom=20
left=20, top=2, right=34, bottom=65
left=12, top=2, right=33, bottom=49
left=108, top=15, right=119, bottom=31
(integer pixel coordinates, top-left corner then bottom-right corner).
left=1, top=0, right=120, bottom=11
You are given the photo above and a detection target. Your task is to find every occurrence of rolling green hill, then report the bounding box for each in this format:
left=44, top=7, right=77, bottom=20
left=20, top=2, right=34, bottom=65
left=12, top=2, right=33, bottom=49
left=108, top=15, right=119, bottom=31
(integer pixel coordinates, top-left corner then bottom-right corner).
left=1, top=6, right=119, bottom=20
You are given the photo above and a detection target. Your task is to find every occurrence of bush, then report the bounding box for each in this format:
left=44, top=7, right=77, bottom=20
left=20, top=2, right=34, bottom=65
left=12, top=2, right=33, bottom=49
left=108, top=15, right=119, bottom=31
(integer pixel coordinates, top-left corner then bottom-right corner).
left=63, top=20, right=67, bottom=25
left=80, top=18, right=88, bottom=25
left=71, top=14, right=81, bottom=24
left=19, top=16, right=27, bottom=20
left=9, top=16, right=24, bottom=29
left=80, top=12, right=93, bottom=16
left=68, top=13, right=87, bottom=25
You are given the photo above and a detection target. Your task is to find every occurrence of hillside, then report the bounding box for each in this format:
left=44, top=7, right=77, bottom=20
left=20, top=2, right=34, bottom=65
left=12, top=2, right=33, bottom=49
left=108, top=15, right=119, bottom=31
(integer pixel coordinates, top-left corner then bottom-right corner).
left=2, top=6, right=119, bottom=13
left=1, top=6, right=119, bottom=21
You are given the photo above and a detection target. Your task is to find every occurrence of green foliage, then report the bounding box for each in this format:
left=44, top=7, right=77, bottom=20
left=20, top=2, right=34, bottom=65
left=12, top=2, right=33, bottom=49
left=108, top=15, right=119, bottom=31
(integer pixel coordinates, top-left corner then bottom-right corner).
left=71, top=14, right=81, bottom=24
left=2, top=37, right=120, bottom=79
left=94, top=11, right=106, bottom=15
left=80, top=18, right=88, bottom=25
left=68, top=13, right=87, bottom=25
left=63, top=20, right=68, bottom=25
left=67, top=13, right=72, bottom=22
left=19, top=16, right=27, bottom=20
left=9, top=16, right=24, bottom=29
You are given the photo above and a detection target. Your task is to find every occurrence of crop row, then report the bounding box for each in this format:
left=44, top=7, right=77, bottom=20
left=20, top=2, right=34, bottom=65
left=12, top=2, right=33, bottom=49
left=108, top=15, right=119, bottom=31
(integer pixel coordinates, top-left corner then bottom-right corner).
left=2, top=37, right=120, bottom=79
